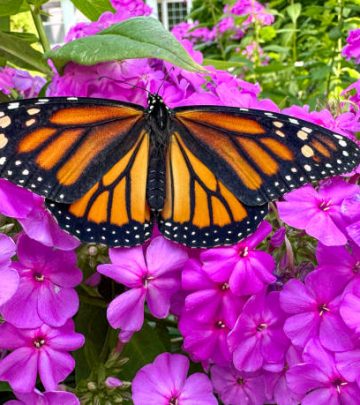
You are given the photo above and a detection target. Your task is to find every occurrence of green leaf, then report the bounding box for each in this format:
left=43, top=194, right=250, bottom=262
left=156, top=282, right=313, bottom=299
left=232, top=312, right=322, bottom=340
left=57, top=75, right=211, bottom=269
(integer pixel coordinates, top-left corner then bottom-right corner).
left=70, top=0, right=114, bottom=21
left=286, top=3, right=302, bottom=24
left=3, top=31, right=38, bottom=43
left=0, top=0, right=23, bottom=16
left=203, top=58, right=251, bottom=70
left=46, top=17, right=206, bottom=74
left=121, top=322, right=167, bottom=380
left=0, top=381, right=12, bottom=391
left=73, top=302, right=109, bottom=382
left=0, top=31, right=50, bottom=74
left=0, top=91, right=11, bottom=102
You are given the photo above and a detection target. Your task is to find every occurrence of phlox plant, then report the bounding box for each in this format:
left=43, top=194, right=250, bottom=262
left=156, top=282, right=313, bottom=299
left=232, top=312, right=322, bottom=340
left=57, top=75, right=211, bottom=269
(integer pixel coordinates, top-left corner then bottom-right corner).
left=0, top=0, right=359, bottom=404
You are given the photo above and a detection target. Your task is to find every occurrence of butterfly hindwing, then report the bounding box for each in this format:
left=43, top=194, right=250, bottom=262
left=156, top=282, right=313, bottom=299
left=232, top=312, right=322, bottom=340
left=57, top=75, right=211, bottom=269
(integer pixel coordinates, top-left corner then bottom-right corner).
left=46, top=129, right=152, bottom=247
left=0, top=97, right=144, bottom=203
left=158, top=131, right=268, bottom=247
left=174, top=107, right=360, bottom=206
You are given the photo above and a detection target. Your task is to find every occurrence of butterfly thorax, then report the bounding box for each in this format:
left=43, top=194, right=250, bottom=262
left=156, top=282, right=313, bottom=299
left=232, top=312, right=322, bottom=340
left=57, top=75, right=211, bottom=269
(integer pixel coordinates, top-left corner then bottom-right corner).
left=146, top=94, right=172, bottom=211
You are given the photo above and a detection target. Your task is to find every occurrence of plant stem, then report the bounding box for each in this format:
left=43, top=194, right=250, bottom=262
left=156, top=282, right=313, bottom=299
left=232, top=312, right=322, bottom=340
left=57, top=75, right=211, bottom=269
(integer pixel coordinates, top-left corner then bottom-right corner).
left=30, top=4, right=50, bottom=53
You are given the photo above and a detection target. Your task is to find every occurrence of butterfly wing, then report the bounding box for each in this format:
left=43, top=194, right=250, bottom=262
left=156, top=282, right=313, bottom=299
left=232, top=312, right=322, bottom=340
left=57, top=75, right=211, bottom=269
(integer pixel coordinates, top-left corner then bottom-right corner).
left=46, top=128, right=152, bottom=246
left=158, top=131, right=268, bottom=247
left=0, top=97, right=144, bottom=203
left=173, top=106, right=360, bottom=206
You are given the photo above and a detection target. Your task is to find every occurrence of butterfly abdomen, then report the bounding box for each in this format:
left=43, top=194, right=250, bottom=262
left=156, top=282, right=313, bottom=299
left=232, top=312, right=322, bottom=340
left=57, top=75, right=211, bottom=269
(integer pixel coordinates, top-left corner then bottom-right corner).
left=147, top=147, right=166, bottom=211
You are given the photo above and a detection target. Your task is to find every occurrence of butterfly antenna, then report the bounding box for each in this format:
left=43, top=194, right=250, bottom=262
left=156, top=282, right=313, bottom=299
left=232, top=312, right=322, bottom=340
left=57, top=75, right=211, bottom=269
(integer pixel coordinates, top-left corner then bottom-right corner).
left=98, top=76, right=151, bottom=95
left=156, top=66, right=175, bottom=97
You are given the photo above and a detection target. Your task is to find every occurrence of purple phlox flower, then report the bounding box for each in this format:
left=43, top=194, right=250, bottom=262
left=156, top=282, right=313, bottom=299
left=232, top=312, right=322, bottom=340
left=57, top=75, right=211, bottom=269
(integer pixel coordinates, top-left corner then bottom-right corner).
left=0, top=233, right=19, bottom=306
left=277, top=178, right=360, bottom=246
left=0, top=67, right=45, bottom=98
left=1, top=234, right=82, bottom=328
left=105, top=376, right=122, bottom=388
left=0, top=320, right=84, bottom=393
left=270, top=227, right=286, bottom=249
left=343, top=79, right=360, bottom=108
left=179, top=303, right=233, bottom=366
left=132, top=352, right=217, bottom=405
left=335, top=349, right=360, bottom=386
left=228, top=292, right=289, bottom=372
left=280, top=268, right=354, bottom=351
left=214, top=16, right=235, bottom=34
left=263, top=345, right=303, bottom=405
left=287, top=338, right=360, bottom=405
left=316, top=242, right=360, bottom=287
left=181, top=258, right=245, bottom=326
left=342, top=29, right=360, bottom=64
left=6, top=390, right=80, bottom=405
left=230, top=0, right=275, bottom=26
left=341, top=191, right=360, bottom=245
left=339, top=278, right=360, bottom=334
left=97, top=236, right=188, bottom=342
left=211, top=365, right=266, bottom=405
left=200, top=221, right=275, bottom=296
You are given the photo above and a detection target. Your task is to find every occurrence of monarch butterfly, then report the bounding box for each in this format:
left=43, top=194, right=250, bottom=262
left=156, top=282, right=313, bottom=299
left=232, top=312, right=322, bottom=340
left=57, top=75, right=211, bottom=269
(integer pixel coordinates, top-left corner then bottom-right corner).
left=0, top=94, right=359, bottom=247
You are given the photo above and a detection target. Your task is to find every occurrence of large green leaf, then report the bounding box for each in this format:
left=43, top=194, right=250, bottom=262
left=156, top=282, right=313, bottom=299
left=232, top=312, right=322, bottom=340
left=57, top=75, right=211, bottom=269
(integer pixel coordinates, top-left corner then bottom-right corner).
left=121, top=322, right=167, bottom=380
left=70, top=0, right=114, bottom=21
left=0, top=31, right=50, bottom=74
left=46, top=17, right=206, bottom=74
left=0, top=0, right=23, bottom=16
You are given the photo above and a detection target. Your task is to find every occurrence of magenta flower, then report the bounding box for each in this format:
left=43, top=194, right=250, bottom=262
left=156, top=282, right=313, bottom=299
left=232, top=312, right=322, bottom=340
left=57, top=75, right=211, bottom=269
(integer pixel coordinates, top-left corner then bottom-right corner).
left=6, top=390, right=79, bottom=405
left=277, top=178, right=360, bottom=246
left=98, top=236, right=188, bottom=341
left=339, top=279, right=360, bottom=334
left=132, top=353, right=217, bottom=405
left=211, top=365, right=266, bottom=405
left=0, top=234, right=19, bottom=306
left=200, top=221, right=275, bottom=296
left=181, top=258, right=245, bottom=326
left=263, top=345, right=303, bottom=405
left=0, top=67, right=45, bottom=98
left=335, top=349, right=360, bottom=386
left=179, top=310, right=232, bottom=366
left=343, top=29, right=360, bottom=64
left=230, top=0, right=275, bottom=26
left=280, top=269, right=354, bottom=351
left=228, top=292, right=289, bottom=372
left=1, top=234, right=82, bottom=328
left=0, top=320, right=84, bottom=393
left=316, top=242, right=360, bottom=287
left=287, top=339, right=360, bottom=404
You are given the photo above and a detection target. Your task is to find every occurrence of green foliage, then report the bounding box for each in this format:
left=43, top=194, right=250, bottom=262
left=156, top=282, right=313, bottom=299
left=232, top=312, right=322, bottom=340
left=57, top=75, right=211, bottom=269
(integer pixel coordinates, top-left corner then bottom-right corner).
left=46, top=17, right=205, bottom=73
left=190, top=0, right=360, bottom=108
left=0, top=0, right=23, bottom=17
left=70, top=0, right=115, bottom=22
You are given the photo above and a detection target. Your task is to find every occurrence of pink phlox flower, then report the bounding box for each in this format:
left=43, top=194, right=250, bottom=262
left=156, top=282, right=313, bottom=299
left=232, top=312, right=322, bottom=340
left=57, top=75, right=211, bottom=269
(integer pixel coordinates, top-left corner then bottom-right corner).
left=342, top=29, right=360, bottom=64
left=343, top=79, right=360, bottom=108
left=263, top=345, right=303, bottom=405
left=277, top=178, right=360, bottom=246
left=228, top=292, right=289, bottom=372
left=280, top=268, right=354, bottom=351
left=1, top=234, right=82, bottom=328
left=339, top=278, right=360, bottom=334
left=132, top=352, right=217, bottom=405
left=287, top=338, right=360, bottom=405
left=214, top=16, right=235, bottom=35
left=0, top=320, right=84, bottom=393
left=6, top=389, right=80, bottom=405
left=181, top=258, right=245, bottom=325
left=200, top=221, right=275, bottom=296
left=316, top=242, right=360, bottom=287
left=335, top=348, right=360, bottom=387
left=0, top=67, right=45, bottom=97
left=97, top=236, right=188, bottom=342
left=230, top=0, right=275, bottom=26
left=0, top=233, right=19, bottom=306
left=341, top=191, right=360, bottom=245
left=211, top=365, right=266, bottom=405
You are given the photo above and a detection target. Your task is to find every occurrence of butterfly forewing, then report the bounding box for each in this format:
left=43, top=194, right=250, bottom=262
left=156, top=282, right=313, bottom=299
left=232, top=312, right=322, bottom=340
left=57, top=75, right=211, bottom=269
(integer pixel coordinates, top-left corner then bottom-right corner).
left=158, top=131, right=268, bottom=247
left=173, top=107, right=360, bottom=206
left=46, top=129, right=152, bottom=246
left=0, top=97, right=144, bottom=203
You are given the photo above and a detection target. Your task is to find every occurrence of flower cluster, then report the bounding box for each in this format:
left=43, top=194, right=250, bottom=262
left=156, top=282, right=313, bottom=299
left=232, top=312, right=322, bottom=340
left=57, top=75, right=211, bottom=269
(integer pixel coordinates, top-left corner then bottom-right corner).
left=342, top=28, right=360, bottom=64
left=0, top=67, right=45, bottom=98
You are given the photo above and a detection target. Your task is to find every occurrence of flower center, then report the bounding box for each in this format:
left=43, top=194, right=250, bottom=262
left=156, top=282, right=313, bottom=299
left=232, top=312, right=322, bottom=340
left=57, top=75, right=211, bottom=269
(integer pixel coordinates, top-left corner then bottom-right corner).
left=332, top=378, right=348, bottom=394
left=239, top=246, right=249, bottom=257
left=215, top=320, right=226, bottom=329
left=33, top=337, right=46, bottom=349
left=318, top=304, right=330, bottom=316
left=256, top=323, right=268, bottom=332
left=319, top=200, right=332, bottom=211
left=34, top=272, right=44, bottom=282
left=236, top=377, right=245, bottom=385
left=169, top=397, right=179, bottom=405
left=142, top=274, right=155, bottom=288
left=220, top=282, right=229, bottom=291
